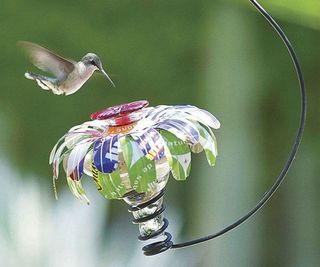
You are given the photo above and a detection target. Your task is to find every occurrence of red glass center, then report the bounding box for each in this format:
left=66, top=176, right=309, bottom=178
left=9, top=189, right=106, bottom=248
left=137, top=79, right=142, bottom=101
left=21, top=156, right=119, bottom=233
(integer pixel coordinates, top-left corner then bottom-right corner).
left=90, top=100, right=149, bottom=126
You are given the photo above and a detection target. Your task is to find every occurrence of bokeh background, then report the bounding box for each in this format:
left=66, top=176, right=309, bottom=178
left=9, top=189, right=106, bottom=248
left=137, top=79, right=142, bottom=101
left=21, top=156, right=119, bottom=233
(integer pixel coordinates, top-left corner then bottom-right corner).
left=0, top=0, right=319, bottom=266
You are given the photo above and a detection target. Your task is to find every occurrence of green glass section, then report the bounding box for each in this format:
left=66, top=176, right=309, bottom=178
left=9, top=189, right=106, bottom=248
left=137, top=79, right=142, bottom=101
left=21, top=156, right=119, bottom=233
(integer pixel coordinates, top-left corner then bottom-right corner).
left=197, top=123, right=217, bottom=166
left=159, top=130, right=191, bottom=181
left=96, top=170, right=126, bottom=200
left=121, top=136, right=157, bottom=193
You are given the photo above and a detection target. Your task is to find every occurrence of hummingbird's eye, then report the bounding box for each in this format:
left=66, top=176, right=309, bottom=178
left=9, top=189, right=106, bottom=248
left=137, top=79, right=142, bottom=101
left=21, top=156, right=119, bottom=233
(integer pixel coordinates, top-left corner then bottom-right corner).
left=90, top=60, right=96, bottom=66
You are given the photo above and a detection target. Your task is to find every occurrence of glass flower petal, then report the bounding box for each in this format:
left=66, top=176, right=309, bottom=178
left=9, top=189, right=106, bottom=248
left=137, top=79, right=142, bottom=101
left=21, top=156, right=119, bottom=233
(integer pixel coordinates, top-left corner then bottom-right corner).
left=67, top=176, right=89, bottom=205
left=172, top=105, right=220, bottom=129
left=156, top=119, right=199, bottom=144
left=193, top=123, right=218, bottom=166
left=121, top=136, right=157, bottom=193
left=69, top=158, right=85, bottom=181
left=92, top=166, right=126, bottom=199
left=130, top=128, right=165, bottom=161
left=93, top=136, right=119, bottom=174
left=159, top=130, right=191, bottom=180
left=67, top=140, right=94, bottom=177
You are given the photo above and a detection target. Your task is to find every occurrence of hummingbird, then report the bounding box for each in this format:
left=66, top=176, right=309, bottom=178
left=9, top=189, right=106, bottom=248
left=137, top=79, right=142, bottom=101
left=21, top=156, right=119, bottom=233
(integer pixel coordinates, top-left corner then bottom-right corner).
left=18, top=41, right=115, bottom=95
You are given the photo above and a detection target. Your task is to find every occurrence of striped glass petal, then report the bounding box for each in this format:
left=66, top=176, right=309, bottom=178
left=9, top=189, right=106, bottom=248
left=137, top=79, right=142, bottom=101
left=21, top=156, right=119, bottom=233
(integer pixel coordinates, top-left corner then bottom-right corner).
left=93, top=136, right=119, bottom=173
left=156, top=119, right=199, bottom=144
left=67, top=140, right=93, bottom=176
left=130, top=128, right=165, bottom=161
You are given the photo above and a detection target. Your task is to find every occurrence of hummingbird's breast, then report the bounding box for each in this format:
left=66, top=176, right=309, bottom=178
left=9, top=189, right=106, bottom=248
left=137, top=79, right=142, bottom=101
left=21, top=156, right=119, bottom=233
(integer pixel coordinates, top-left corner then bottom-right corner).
left=59, top=62, right=96, bottom=95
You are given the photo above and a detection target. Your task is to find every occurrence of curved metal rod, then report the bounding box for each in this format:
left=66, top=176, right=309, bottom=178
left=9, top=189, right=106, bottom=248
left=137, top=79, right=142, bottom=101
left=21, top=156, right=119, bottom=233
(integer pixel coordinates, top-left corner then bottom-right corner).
left=171, top=0, right=307, bottom=250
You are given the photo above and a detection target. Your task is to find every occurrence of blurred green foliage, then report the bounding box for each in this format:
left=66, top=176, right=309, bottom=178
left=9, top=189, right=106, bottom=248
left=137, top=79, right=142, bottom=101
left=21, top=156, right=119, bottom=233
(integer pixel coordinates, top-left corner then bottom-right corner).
left=0, top=0, right=319, bottom=266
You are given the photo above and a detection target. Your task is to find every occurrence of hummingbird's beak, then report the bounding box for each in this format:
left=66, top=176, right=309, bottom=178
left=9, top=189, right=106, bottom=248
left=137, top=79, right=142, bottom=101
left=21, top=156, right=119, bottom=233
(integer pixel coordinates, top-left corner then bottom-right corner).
left=100, top=68, right=115, bottom=87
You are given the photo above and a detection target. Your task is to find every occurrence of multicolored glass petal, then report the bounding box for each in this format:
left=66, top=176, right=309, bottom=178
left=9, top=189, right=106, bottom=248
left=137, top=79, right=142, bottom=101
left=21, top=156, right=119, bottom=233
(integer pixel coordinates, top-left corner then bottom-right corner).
left=159, top=130, right=191, bottom=180
left=121, top=136, right=157, bottom=193
left=93, top=136, right=119, bottom=174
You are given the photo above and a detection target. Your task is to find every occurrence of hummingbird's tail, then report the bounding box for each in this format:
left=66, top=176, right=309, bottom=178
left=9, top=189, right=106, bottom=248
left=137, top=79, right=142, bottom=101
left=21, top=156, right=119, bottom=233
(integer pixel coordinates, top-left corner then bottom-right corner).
left=24, top=72, right=63, bottom=95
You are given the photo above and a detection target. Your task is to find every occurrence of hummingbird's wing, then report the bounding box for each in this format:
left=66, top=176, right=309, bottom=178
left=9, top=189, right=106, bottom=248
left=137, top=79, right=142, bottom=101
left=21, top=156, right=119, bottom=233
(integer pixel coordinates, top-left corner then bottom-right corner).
left=18, top=41, right=76, bottom=79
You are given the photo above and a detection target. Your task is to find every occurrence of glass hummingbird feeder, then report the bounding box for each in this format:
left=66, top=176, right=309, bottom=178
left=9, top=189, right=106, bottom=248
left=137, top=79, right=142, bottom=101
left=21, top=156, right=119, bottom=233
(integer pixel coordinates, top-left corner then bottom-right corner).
left=50, top=100, right=220, bottom=255
left=47, top=0, right=307, bottom=257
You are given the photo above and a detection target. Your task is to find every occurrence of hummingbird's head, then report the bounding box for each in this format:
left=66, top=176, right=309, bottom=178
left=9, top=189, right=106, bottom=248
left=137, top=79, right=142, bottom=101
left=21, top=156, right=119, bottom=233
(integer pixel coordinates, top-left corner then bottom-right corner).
left=81, top=53, right=115, bottom=87
left=82, top=53, right=103, bottom=71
